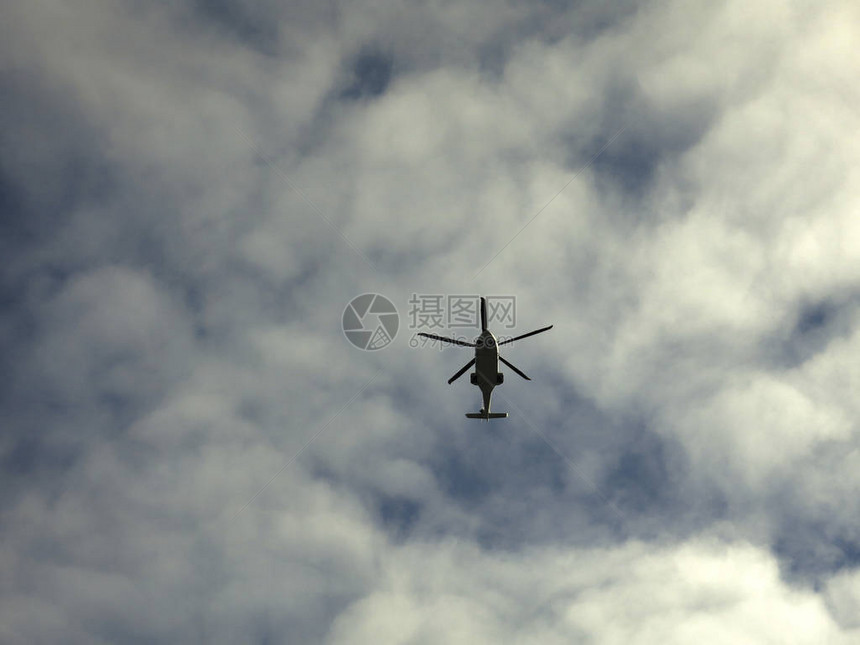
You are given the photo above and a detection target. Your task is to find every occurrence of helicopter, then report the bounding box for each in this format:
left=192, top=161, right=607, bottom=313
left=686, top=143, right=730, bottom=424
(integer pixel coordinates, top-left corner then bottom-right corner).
left=418, top=297, right=553, bottom=420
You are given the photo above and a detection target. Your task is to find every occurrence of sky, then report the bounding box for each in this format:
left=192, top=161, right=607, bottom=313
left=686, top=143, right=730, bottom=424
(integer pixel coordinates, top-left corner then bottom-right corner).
left=1, top=0, right=860, bottom=642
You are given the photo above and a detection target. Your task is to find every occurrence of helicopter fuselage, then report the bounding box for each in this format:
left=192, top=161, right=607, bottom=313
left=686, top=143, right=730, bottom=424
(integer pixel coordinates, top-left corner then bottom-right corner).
left=468, top=329, right=504, bottom=419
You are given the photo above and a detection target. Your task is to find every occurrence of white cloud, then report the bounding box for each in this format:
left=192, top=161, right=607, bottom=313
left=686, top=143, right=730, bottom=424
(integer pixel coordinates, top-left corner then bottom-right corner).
left=825, top=567, right=860, bottom=630
left=329, top=537, right=854, bottom=644
left=3, top=0, right=860, bottom=641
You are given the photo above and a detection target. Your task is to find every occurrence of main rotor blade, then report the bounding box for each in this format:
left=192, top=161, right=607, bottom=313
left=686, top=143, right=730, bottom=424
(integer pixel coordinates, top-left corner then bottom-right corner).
left=448, top=358, right=476, bottom=384
left=417, top=332, right=476, bottom=348
left=480, top=296, right=487, bottom=331
left=497, top=325, right=553, bottom=346
left=499, top=355, right=530, bottom=380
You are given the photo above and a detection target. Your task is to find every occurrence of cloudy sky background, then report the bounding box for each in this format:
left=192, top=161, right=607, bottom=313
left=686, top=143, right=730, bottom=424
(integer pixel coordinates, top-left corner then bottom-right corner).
left=2, top=0, right=860, bottom=642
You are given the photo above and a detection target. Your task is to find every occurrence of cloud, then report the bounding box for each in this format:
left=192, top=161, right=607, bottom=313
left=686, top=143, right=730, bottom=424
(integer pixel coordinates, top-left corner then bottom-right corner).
left=2, top=0, right=860, bottom=641
left=329, top=537, right=854, bottom=644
